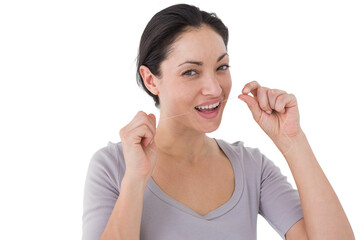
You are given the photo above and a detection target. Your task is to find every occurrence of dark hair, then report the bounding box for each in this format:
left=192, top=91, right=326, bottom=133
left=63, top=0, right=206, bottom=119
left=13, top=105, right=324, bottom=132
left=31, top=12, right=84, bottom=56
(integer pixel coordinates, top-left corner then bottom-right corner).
left=136, top=4, right=229, bottom=108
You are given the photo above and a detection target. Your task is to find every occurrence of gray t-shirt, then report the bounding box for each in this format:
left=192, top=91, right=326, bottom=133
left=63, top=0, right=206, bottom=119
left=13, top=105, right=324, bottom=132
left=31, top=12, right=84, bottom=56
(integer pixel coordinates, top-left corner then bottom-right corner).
left=82, top=138, right=303, bottom=240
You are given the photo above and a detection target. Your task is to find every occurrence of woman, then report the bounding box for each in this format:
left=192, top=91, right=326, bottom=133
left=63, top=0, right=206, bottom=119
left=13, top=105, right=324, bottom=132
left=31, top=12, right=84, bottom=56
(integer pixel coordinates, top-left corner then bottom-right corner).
left=82, top=4, right=354, bottom=240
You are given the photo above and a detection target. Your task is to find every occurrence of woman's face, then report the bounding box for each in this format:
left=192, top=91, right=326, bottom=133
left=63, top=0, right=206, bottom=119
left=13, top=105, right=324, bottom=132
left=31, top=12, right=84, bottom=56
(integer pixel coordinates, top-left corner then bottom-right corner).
left=156, top=25, right=232, bottom=133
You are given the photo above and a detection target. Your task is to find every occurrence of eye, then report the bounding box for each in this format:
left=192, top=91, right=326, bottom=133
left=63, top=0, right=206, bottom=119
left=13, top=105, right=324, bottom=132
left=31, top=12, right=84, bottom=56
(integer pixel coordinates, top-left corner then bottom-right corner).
left=182, top=69, right=197, bottom=76
left=217, top=64, right=230, bottom=71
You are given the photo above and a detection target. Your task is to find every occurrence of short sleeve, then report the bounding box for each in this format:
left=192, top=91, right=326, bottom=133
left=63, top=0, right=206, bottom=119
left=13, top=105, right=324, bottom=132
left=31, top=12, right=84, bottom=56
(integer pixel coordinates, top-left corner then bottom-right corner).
left=82, top=142, right=125, bottom=240
left=259, top=154, right=304, bottom=239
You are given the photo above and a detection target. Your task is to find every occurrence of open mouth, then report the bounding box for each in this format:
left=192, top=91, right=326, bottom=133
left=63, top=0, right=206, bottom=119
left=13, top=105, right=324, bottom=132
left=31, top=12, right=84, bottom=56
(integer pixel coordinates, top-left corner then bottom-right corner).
left=194, top=101, right=221, bottom=113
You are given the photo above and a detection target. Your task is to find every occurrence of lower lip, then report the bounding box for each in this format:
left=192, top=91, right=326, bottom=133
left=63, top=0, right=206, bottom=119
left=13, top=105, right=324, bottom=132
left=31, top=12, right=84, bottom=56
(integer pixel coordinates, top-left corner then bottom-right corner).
left=195, top=102, right=222, bottom=119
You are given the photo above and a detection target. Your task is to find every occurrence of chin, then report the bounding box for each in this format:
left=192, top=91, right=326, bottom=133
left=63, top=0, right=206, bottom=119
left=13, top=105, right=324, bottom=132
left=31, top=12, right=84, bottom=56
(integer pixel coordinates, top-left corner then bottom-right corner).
left=195, top=116, right=223, bottom=133
left=202, top=124, right=221, bottom=133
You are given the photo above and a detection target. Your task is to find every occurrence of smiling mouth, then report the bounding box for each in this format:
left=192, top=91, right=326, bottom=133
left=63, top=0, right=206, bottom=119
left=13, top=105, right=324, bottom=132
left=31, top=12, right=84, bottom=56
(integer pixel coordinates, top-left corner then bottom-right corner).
left=194, top=101, right=221, bottom=112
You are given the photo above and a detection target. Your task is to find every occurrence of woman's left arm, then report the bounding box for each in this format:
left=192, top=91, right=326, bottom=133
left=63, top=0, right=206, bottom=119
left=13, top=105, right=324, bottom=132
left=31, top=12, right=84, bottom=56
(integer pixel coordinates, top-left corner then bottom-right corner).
left=239, top=81, right=355, bottom=240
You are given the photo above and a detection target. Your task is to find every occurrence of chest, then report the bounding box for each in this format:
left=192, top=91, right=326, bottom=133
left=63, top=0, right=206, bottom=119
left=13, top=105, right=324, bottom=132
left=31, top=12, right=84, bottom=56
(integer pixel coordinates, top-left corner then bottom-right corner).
left=151, top=154, right=235, bottom=216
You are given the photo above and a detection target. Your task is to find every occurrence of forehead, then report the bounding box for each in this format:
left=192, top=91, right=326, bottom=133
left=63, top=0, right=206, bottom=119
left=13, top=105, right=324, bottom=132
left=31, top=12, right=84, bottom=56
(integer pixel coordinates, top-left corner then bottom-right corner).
left=166, top=25, right=227, bottom=63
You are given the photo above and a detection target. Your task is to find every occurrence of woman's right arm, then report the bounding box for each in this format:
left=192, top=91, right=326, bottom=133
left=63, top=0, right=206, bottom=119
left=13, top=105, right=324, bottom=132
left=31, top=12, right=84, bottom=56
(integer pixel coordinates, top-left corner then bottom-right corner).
left=99, top=175, right=148, bottom=240
left=100, top=111, right=157, bottom=240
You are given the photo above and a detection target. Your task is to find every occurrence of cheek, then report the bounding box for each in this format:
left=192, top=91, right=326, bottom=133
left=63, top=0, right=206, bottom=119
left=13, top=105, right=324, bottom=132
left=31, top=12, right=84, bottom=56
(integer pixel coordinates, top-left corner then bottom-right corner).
left=221, top=75, right=232, bottom=93
left=176, top=84, right=198, bottom=104
left=160, top=81, right=196, bottom=109
left=227, top=78, right=232, bottom=90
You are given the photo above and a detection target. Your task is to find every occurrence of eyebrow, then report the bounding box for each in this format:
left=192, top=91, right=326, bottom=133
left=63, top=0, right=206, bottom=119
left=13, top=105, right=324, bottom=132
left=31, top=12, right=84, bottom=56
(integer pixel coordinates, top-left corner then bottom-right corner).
left=177, top=52, right=229, bottom=67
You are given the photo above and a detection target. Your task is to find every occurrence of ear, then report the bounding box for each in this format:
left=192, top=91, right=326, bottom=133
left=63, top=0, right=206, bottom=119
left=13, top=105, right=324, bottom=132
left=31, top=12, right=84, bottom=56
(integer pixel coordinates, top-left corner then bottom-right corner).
left=140, top=65, right=159, bottom=95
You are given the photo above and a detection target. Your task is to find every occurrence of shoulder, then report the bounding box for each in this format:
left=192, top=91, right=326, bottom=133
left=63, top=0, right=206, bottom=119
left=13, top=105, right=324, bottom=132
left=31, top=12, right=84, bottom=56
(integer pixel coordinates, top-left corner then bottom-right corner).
left=215, top=138, right=284, bottom=187
left=86, top=141, right=126, bottom=191
left=215, top=138, right=267, bottom=171
left=83, top=142, right=126, bottom=239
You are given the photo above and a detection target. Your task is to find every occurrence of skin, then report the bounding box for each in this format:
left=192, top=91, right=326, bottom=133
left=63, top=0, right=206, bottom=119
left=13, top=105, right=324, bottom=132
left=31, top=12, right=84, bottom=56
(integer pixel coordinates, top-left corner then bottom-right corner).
left=101, top=25, right=355, bottom=240
left=145, top=25, right=232, bottom=162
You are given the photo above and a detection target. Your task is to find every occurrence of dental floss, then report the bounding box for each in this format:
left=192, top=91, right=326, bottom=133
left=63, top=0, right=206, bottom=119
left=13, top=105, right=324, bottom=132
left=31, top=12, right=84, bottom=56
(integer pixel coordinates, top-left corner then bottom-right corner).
left=146, top=96, right=238, bottom=154
left=157, top=96, right=238, bottom=122
left=149, top=95, right=295, bottom=156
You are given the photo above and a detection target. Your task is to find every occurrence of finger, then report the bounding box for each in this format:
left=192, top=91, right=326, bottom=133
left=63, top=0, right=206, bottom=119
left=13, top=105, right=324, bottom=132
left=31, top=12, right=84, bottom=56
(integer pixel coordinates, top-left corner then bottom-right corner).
left=127, top=112, right=156, bottom=138
left=268, top=89, right=287, bottom=110
left=242, top=80, right=260, bottom=97
left=146, top=136, right=157, bottom=154
left=120, top=111, right=156, bottom=141
left=256, top=87, right=273, bottom=114
left=148, top=113, right=157, bottom=128
left=147, top=114, right=157, bottom=146
left=121, top=111, right=147, bottom=133
left=130, top=119, right=156, bottom=142
left=274, top=94, right=296, bottom=114
left=238, top=94, right=262, bottom=123
left=128, top=124, right=155, bottom=146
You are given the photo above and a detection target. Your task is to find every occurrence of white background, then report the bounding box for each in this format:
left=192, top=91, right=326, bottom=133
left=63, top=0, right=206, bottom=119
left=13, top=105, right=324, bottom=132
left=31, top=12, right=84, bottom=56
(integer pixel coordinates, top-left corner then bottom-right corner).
left=1, top=0, right=359, bottom=239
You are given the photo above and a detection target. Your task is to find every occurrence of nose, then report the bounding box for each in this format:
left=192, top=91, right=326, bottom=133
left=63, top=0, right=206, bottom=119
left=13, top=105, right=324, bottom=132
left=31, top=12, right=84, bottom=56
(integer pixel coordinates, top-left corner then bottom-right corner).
left=201, top=73, right=222, bottom=97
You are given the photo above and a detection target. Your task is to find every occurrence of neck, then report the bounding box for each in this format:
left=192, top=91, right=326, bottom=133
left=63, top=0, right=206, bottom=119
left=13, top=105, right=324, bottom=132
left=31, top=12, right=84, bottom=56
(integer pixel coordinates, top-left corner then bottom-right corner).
left=154, top=117, right=212, bottom=165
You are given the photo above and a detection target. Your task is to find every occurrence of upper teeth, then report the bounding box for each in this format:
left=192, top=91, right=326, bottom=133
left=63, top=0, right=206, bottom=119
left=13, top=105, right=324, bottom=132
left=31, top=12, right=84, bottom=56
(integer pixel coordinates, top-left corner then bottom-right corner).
left=195, top=101, right=220, bottom=110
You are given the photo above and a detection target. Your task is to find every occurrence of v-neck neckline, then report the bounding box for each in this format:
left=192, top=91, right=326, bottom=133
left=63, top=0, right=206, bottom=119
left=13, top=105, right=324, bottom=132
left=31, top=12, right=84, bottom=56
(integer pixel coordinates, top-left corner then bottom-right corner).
left=147, top=138, right=244, bottom=220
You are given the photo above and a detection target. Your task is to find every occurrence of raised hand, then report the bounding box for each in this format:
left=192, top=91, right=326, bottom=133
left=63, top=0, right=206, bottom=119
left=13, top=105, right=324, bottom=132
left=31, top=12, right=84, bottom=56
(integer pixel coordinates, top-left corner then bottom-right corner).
left=119, top=111, right=157, bottom=183
left=238, top=81, right=302, bottom=145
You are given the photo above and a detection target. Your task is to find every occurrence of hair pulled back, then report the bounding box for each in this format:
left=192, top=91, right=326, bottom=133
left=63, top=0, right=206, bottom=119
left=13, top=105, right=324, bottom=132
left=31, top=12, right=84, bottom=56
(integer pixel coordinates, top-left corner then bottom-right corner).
left=136, top=4, right=228, bottom=108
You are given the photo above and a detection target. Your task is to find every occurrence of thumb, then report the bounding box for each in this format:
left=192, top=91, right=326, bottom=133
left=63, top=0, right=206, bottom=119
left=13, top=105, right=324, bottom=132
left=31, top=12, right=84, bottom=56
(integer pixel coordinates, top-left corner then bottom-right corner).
left=238, top=94, right=262, bottom=122
left=148, top=113, right=157, bottom=127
